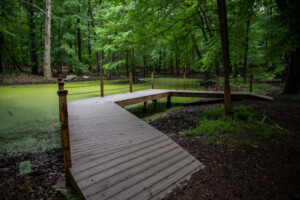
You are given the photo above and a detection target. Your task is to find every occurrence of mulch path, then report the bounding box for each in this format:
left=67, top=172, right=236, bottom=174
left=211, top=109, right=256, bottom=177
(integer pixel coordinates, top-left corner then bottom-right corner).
left=0, top=149, right=64, bottom=200
left=0, top=96, right=299, bottom=200
left=149, top=97, right=300, bottom=200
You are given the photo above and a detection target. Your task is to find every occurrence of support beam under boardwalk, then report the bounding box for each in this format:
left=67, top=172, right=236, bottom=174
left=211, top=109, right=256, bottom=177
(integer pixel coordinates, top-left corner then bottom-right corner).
left=65, top=89, right=272, bottom=200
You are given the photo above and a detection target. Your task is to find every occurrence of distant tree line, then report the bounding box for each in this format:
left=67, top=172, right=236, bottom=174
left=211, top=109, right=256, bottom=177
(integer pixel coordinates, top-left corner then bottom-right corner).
left=0, top=0, right=299, bottom=94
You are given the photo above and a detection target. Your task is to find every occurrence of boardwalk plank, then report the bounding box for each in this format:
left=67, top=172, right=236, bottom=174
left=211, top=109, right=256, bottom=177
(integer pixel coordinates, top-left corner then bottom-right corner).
left=73, top=139, right=175, bottom=181
left=86, top=151, right=195, bottom=200
left=78, top=144, right=182, bottom=190
left=70, top=136, right=166, bottom=170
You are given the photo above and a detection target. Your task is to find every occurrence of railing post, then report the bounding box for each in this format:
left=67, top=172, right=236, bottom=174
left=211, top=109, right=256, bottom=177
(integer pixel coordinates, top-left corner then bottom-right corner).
left=166, top=95, right=172, bottom=108
left=143, top=101, right=148, bottom=113
left=152, top=99, right=157, bottom=111
left=58, top=77, right=64, bottom=90
left=250, top=74, right=253, bottom=93
left=129, top=73, right=133, bottom=92
left=100, top=74, right=104, bottom=97
left=57, top=89, right=72, bottom=186
left=151, top=72, right=154, bottom=89
left=183, top=73, right=186, bottom=90
left=216, top=75, right=219, bottom=91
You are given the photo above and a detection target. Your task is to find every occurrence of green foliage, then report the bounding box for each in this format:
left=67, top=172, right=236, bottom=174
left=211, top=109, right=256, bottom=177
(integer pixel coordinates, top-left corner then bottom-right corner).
left=0, top=0, right=290, bottom=80
left=185, top=105, right=286, bottom=146
left=243, top=83, right=279, bottom=94
left=218, top=77, right=248, bottom=89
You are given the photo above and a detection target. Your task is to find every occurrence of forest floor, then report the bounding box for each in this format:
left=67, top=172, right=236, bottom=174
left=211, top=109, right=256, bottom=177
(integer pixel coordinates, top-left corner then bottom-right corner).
left=1, top=83, right=300, bottom=200
left=152, top=96, right=300, bottom=200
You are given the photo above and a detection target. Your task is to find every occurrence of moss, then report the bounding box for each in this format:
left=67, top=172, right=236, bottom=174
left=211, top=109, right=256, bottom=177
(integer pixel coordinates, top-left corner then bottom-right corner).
left=185, top=105, right=286, bottom=146
left=0, top=78, right=204, bottom=154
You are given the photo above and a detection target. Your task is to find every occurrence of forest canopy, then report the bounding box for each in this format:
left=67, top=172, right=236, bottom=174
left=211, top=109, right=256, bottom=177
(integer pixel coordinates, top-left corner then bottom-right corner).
left=0, top=0, right=299, bottom=93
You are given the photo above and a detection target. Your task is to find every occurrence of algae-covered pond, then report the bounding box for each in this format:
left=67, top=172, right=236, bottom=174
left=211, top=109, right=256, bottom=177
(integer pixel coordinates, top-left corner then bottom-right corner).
left=0, top=78, right=204, bottom=154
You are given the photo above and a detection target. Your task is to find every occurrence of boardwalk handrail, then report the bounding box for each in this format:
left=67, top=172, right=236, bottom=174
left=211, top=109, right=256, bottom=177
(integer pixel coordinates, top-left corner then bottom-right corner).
left=60, top=72, right=255, bottom=99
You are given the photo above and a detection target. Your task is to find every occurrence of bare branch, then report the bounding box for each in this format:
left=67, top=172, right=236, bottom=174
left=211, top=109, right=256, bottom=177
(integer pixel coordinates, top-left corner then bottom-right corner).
left=19, top=0, right=46, bottom=15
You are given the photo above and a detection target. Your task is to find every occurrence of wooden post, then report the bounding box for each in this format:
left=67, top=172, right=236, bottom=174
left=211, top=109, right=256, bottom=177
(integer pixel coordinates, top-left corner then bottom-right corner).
left=152, top=99, right=157, bottom=111
left=151, top=72, right=154, bottom=89
left=166, top=95, right=171, bottom=107
left=250, top=74, right=253, bottom=93
left=216, top=75, right=219, bottom=91
left=129, top=73, right=133, bottom=92
left=24, top=174, right=29, bottom=200
left=143, top=101, right=148, bottom=113
left=183, top=73, right=186, bottom=90
left=100, top=74, right=104, bottom=97
left=58, top=79, right=64, bottom=91
left=57, top=89, right=72, bottom=186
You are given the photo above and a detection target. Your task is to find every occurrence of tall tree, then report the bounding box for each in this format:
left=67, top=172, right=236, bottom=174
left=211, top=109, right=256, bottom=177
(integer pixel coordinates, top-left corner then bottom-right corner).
left=217, top=0, right=232, bottom=113
left=28, top=0, right=38, bottom=75
left=276, top=0, right=300, bottom=94
left=43, top=0, right=52, bottom=78
left=0, top=32, right=3, bottom=73
left=77, top=6, right=82, bottom=63
left=243, top=11, right=252, bottom=82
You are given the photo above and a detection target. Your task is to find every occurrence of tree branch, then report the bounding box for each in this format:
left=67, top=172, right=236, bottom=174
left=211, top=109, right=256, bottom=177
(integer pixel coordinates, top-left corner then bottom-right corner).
left=19, top=0, right=46, bottom=15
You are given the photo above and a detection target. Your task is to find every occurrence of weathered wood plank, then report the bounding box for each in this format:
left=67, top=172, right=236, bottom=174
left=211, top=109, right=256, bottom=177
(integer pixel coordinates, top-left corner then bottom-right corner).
left=70, top=136, right=166, bottom=171
left=77, top=143, right=182, bottom=190
left=130, top=161, right=202, bottom=200
left=73, top=139, right=174, bottom=181
left=86, top=151, right=195, bottom=199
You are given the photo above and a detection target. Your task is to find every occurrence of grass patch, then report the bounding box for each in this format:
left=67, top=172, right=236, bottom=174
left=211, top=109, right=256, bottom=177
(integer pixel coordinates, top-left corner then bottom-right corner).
left=126, top=97, right=197, bottom=122
left=185, top=105, right=286, bottom=146
left=278, top=93, right=300, bottom=100
left=243, top=83, right=280, bottom=94
left=218, top=77, right=248, bottom=90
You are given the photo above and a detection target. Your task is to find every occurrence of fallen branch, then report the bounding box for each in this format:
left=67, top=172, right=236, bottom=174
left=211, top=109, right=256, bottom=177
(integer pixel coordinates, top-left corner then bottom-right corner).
left=261, top=115, right=267, bottom=123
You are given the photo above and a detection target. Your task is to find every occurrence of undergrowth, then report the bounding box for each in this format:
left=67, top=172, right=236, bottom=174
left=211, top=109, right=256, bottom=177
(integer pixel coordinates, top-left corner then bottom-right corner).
left=185, top=105, right=286, bottom=146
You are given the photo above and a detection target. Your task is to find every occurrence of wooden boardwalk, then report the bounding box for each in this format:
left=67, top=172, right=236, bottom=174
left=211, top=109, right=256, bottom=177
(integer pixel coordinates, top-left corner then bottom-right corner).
left=66, top=89, right=272, bottom=200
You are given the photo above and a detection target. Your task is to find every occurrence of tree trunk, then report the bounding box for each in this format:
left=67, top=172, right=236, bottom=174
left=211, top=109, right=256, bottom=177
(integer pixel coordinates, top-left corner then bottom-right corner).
left=276, top=0, right=300, bottom=94
left=217, top=0, right=232, bottom=114
left=243, top=14, right=251, bottom=82
left=131, top=49, right=136, bottom=81
left=234, top=63, right=238, bottom=78
left=43, top=0, right=52, bottom=78
left=199, top=4, right=212, bottom=38
left=100, top=50, right=104, bottom=74
left=190, top=34, right=201, bottom=59
left=0, top=32, right=3, bottom=73
left=29, top=0, right=38, bottom=75
left=175, top=51, right=180, bottom=76
left=87, top=23, right=92, bottom=70
left=186, top=54, right=190, bottom=76
left=170, top=58, right=173, bottom=75
left=96, top=52, right=100, bottom=75
left=126, top=50, right=129, bottom=76
left=77, top=7, right=82, bottom=63
left=283, top=48, right=300, bottom=94
left=157, top=51, right=162, bottom=75
left=196, top=11, right=208, bottom=41
left=143, top=55, right=147, bottom=76
left=87, top=0, right=92, bottom=71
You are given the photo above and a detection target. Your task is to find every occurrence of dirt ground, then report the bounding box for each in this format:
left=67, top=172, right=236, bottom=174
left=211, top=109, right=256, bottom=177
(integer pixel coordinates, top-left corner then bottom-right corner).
left=151, top=97, right=300, bottom=200
left=0, top=94, right=300, bottom=199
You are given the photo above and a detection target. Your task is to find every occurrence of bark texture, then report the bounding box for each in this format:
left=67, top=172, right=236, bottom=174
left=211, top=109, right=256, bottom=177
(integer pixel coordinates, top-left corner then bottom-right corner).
left=217, top=0, right=232, bottom=113
left=43, top=0, right=52, bottom=78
